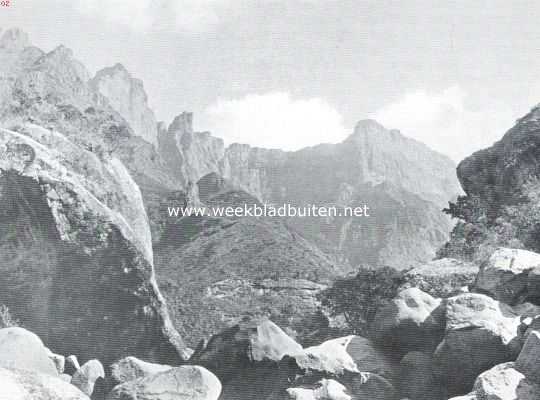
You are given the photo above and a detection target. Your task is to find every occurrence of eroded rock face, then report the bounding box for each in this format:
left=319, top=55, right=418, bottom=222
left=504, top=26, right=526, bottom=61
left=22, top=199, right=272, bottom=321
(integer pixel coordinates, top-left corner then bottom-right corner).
left=475, top=248, right=540, bottom=305
left=106, top=366, right=222, bottom=400
left=0, top=124, right=187, bottom=366
left=371, top=288, right=446, bottom=354
left=0, top=367, right=90, bottom=400
left=434, top=293, right=522, bottom=395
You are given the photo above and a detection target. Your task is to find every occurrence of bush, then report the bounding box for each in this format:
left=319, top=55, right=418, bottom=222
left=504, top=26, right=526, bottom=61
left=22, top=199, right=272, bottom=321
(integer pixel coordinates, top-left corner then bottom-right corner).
left=0, top=305, right=19, bottom=328
left=319, top=266, right=406, bottom=336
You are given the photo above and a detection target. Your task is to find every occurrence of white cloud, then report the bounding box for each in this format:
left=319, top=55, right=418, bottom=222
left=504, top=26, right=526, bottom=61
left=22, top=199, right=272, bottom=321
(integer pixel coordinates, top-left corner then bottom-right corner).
left=71, top=0, right=231, bottom=32
left=372, top=86, right=516, bottom=162
left=200, top=92, right=349, bottom=150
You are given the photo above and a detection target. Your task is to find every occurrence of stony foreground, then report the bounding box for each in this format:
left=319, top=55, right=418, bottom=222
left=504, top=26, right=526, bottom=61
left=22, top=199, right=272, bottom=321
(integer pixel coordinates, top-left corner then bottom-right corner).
left=0, top=245, right=539, bottom=399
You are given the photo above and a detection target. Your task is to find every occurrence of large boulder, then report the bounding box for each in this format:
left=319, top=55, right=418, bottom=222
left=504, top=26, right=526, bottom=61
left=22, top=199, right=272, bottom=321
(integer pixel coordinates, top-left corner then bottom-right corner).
left=434, top=293, right=523, bottom=395
left=0, top=124, right=187, bottom=366
left=0, top=367, right=90, bottom=400
left=110, top=356, right=172, bottom=386
left=106, top=365, right=221, bottom=400
left=0, top=327, right=58, bottom=376
left=296, top=336, right=399, bottom=383
left=400, top=258, right=478, bottom=298
left=475, top=248, right=540, bottom=305
left=190, top=318, right=303, bottom=382
left=370, top=288, right=446, bottom=354
left=399, top=351, right=444, bottom=400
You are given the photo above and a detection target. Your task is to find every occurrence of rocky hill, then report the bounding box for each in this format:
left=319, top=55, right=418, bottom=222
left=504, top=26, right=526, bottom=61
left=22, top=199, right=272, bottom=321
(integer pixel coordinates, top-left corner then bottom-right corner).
left=440, top=103, right=540, bottom=262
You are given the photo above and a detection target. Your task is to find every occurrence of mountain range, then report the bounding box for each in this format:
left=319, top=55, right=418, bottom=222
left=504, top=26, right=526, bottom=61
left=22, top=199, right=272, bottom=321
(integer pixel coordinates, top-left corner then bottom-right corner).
left=0, top=27, right=461, bottom=345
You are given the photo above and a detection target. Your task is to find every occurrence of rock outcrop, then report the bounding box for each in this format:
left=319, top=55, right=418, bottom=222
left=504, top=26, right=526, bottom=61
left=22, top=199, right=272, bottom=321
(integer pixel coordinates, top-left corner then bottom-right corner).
left=0, top=124, right=187, bottom=365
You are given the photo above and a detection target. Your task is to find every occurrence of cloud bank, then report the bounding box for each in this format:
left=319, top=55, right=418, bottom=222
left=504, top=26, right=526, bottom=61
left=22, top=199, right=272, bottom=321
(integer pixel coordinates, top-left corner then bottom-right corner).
left=200, top=92, right=349, bottom=150
left=372, top=86, right=516, bottom=162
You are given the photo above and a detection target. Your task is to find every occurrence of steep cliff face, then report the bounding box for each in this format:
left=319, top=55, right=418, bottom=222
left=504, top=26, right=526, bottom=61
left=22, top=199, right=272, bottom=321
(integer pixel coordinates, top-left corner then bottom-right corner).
left=90, top=64, right=158, bottom=146
left=0, top=124, right=188, bottom=366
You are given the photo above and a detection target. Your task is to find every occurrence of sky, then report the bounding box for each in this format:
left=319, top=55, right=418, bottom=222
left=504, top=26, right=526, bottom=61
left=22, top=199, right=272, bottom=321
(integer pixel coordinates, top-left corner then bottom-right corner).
left=3, top=0, right=540, bottom=161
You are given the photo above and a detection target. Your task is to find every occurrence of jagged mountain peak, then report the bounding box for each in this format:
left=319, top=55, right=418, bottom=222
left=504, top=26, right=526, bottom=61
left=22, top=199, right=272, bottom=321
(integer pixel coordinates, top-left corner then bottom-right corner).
left=168, top=111, right=194, bottom=135
left=90, top=62, right=158, bottom=145
left=33, top=44, right=91, bottom=82
left=0, top=27, right=30, bottom=50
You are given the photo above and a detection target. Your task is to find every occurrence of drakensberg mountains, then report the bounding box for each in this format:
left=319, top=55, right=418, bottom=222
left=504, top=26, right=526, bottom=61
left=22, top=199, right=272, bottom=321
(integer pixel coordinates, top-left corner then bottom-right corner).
left=0, top=27, right=460, bottom=345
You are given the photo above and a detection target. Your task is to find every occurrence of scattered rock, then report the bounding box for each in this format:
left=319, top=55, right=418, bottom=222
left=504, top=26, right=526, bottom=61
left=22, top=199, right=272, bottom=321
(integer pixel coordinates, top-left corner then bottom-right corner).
left=434, top=293, right=522, bottom=395
left=297, top=336, right=399, bottom=383
left=516, top=330, right=540, bottom=383
left=287, top=379, right=351, bottom=400
left=0, top=367, right=90, bottom=400
left=65, top=355, right=81, bottom=375
left=399, top=351, right=444, bottom=400
left=71, top=359, right=105, bottom=397
left=110, top=356, right=172, bottom=386
left=475, top=248, right=540, bottom=305
left=528, top=266, right=540, bottom=304
left=473, top=362, right=540, bottom=400
left=106, top=365, right=221, bottom=400
left=0, top=327, right=58, bottom=376
left=371, top=287, right=446, bottom=354
left=400, top=258, right=479, bottom=298
left=46, top=348, right=65, bottom=374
